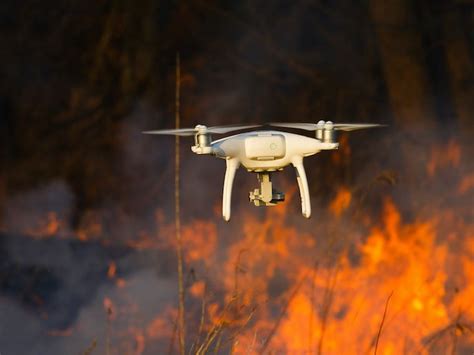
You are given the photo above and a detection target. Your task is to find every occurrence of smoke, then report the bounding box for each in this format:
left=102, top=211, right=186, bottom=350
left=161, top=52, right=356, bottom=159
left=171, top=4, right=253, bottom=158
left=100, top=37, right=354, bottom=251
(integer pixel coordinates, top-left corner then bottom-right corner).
left=0, top=123, right=182, bottom=354
left=1, top=98, right=473, bottom=354
left=2, top=180, right=75, bottom=236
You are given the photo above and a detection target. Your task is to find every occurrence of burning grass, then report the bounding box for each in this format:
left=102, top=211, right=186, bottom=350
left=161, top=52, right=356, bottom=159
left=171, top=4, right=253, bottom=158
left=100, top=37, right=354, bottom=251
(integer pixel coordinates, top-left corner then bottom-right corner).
left=1, top=139, right=473, bottom=354
left=61, top=195, right=474, bottom=352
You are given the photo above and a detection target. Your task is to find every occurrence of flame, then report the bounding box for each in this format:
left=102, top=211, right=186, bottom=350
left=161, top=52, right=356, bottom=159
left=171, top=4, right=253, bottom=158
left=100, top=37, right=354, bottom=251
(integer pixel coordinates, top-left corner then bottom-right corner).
left=329, top=187, right=352, bottom=216
left=458, top=173, right=474, bottom=194
left=107, top=261, right=117, bottom=278
left=147, top=316, right=173, bottom=340
left=189, top=280, right=206, bottom=298
left=182, top=221, right=217, bottom=264
left=103, top=297, right=116, bottom=321
left=22, top=211, right=65, bottom=238
left=17, top=186, right=473, bottom=353
left=129, top=328, right=145, bottom=355
left=223, top=196, right=473, bottom=353
left=427, top=140, right=461, bottom=176
left=4, top=139, right=474, bottom=353
left=331, top=134, right=351, bottom=166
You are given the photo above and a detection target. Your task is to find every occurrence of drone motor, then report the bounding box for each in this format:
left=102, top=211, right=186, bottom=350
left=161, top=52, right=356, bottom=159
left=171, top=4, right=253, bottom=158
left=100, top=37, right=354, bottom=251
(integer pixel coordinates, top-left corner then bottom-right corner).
left=192, top=125, right=213, bottom=154
left=315, top=120, right=336, bottom=143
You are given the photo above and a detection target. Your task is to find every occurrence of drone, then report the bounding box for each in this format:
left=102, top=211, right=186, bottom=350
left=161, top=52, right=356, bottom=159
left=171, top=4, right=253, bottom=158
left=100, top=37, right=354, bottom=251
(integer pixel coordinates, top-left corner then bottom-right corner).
left=144, top=121, right=383, bottom=221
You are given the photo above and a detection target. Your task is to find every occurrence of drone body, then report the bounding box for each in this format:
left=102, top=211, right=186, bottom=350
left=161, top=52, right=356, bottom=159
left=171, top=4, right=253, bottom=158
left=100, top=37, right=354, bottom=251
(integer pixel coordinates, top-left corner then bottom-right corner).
left=199, top=130, right=338, bottom=220
left=144, top=121, right=382, bottom=221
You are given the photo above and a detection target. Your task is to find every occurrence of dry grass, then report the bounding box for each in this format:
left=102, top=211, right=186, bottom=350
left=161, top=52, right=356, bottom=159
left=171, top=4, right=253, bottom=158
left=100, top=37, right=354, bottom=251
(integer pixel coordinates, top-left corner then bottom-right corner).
left=317, top=264, right=339, bottom=355
left=175, top=52, right=186, bottom=355
left=421, top=311, right=474, bottom=354
left=81, top=339, right=97, bottom=355
left=374, top=291, right=393, bottom=355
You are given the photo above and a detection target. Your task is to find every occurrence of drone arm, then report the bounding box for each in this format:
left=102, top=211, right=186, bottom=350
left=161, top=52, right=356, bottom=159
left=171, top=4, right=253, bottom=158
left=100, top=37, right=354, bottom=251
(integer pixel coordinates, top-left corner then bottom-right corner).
left=292, top=157, right=311, bottom=218
left=222, top=158, right=239, bottom=221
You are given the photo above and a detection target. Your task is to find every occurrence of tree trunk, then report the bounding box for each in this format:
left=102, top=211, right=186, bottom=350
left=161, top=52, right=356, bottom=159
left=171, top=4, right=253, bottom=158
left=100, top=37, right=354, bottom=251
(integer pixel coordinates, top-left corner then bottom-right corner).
left=369, top=0, right=437, bottom=132
left=442, top=4, right=474, bottom=141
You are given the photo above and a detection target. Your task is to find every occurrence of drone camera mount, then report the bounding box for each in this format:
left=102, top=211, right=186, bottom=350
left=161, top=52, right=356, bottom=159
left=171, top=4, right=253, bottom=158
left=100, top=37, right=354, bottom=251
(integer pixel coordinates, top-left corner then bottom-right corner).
left=249, top=172, right=285, bottom=206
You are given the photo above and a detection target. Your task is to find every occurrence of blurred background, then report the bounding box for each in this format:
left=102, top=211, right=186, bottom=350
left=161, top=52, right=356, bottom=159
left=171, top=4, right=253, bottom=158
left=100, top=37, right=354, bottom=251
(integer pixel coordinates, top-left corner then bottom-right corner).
left=0, top=0, right=473, bottom=354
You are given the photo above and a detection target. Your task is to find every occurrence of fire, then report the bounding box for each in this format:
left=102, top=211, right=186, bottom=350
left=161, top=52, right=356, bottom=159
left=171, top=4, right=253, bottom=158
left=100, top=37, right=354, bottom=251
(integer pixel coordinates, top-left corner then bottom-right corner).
left=458, top=173, right=474, bottom=194
left=426, top=139, right=461, bottom=177
left=147, top=314, right=174, bottom=340
left=12, top=188, right=474, bottom=353
left=107, top=261, right=117, bottom=278
left=23, top=211, right=64, bottom=238
left=189, top=280, right=206, bottom=298
left=3, top=139, right=473, bottom=354
left=329, top=187, right=352, bottom=216
left=103, top=297, right=116, bottom=321
left=331, top=134, right=351, bottom=166
left=222, top=196, right=472, bottom=354
left=182, top=221, right=217, bottom=265
left=128, top=328, right=145, bottom=355
left=77, top=217, right=103, bottom=241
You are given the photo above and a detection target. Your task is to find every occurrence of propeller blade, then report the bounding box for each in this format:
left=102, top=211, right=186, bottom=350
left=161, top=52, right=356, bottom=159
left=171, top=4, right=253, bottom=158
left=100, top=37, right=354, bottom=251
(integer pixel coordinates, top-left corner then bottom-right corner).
left=142, top=128, right=197, bottom=136
left=333, top=123, right=385, bottom=131
left=269, top=122, right=385, bottom=131
left=268, top=122, right=320, bottom=131
left=143, top=124, right=261, bottom=136
left=207, top=124, right=261, bottom=134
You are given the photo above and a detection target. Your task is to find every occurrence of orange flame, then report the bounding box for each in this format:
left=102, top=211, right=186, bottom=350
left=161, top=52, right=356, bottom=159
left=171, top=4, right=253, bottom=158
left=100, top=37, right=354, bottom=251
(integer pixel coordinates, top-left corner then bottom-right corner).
left=5, top=139, right=473, bottom=354
left=329, top=187, right=352, bottom=216
left=107, top=262, right=117, bottom=278
left=458, top=173, right=474, bottom=194
left=427, top=140, right=461, bottom=176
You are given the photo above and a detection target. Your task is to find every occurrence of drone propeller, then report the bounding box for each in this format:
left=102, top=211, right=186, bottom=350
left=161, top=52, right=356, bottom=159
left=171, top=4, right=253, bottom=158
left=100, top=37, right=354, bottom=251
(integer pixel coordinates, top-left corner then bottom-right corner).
left=143, top=124, right=261, bottom=136
left=269, top=121, right=384, bottom=131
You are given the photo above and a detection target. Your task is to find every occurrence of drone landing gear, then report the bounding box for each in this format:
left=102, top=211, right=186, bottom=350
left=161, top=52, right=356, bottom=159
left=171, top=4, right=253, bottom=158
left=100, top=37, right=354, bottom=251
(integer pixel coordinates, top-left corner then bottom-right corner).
left=249, top=172, right=285, bottom=206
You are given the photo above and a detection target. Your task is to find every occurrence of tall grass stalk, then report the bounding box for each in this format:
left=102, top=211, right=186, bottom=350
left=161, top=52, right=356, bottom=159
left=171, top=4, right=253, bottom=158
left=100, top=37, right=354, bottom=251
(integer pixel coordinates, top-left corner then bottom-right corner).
left=374, top=291, right=393, bottom=355
left=175, top=52, right=185, bottom=355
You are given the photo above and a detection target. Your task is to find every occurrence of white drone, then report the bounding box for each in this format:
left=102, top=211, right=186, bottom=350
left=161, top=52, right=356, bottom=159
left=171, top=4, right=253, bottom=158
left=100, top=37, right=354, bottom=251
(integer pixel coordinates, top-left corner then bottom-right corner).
left=144, top=121, right=383, bottom=221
